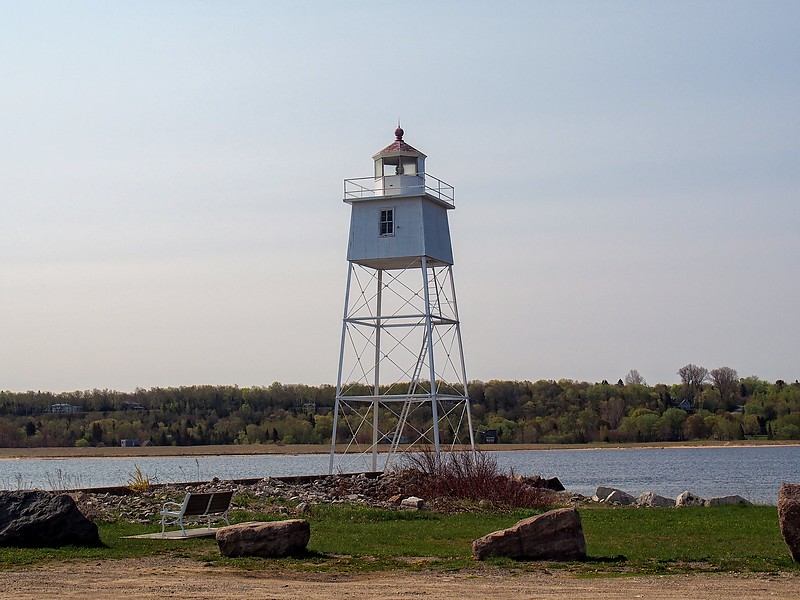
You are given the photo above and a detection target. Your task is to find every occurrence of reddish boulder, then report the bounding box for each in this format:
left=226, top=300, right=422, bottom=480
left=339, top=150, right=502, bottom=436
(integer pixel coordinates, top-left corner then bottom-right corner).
left=216, top=519, right=310, bottom=558
left=778, top=483, right=800, bottom=562
left=472, top=507, right=586, bottom=561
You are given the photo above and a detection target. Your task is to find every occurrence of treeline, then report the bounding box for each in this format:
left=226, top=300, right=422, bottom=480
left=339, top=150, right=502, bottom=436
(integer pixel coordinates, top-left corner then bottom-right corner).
left=0, top=369, right=799, bottom=448
left=0, top=383, right=335, bottom=448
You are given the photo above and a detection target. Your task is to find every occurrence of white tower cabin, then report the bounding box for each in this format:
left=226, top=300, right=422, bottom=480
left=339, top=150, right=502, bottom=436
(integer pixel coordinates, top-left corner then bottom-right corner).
left=330, top=127, right=475, bottom=474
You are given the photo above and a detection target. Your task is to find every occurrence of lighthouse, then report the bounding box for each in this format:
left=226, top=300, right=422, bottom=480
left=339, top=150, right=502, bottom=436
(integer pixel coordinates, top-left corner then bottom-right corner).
left=329, top=127, right=475, bottom=473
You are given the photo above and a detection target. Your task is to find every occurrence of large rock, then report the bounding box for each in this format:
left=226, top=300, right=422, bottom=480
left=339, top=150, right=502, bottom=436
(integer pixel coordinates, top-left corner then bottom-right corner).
left=543, top=477, right=565, bottom=492
left=778, top=483, right=800, bottom=562
left=216, top=519, right=310, bottom=558
left=594, top=487, right=636, bottom=504
left=605, top=490, right=636, bottom=506
left=0, top=490, right=100, bottom=547
left=594, top=486, right=616, bottom=502
left=472, top=507, right=586, bottom=561
left=400, top=496, right=425, bottom=509
left=675, top=491, right=705, bottom=507
left=705, top=495, right=752, bottom=507
left=637, top=491, right=675, bottom=508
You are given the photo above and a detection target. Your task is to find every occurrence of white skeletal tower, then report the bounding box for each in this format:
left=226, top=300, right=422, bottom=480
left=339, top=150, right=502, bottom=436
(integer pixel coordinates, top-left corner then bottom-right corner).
left=330, top=127, right=475, bottom=474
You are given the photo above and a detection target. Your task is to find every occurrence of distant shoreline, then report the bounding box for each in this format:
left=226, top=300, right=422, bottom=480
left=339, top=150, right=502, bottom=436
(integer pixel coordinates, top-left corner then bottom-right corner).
left=1, top=439, right=797, bottom=460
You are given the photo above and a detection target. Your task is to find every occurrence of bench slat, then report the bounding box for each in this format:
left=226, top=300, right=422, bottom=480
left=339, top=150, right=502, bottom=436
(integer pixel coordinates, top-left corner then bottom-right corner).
left=207, top=490, right=234, bottom=513
left=183, top=493, right=214, bottom=516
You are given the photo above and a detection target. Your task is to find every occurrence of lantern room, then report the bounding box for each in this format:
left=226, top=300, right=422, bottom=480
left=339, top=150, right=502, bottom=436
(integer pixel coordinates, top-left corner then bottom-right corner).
left=372, top=127, right=426, bottom=196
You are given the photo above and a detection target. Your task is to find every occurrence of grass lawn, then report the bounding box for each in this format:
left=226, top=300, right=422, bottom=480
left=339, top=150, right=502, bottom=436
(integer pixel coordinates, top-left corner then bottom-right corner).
left=0, top=504, right=796, bottom=576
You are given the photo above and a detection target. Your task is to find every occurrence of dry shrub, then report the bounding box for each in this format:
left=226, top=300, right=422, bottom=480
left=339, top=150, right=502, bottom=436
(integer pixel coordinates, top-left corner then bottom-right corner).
left=391, top=448, right=554, bottom=512
left=126, top=464, right=151, bottom=493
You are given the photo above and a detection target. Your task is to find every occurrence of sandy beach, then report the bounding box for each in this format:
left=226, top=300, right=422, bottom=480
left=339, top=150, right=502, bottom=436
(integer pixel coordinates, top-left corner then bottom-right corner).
left=1, top=440, right=797, bottom=460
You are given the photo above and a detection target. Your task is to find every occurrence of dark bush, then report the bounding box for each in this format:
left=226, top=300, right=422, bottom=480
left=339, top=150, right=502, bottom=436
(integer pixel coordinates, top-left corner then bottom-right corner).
left=388, top=448, right=554, bottom=512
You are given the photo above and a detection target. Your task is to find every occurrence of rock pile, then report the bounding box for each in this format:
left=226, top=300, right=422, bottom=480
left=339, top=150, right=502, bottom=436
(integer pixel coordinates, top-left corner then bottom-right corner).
left=68, top=473, right=418, bottom=524
left=592, top=486, right=752, bottom=508
left=68, top=469, right=566, bottom=524
left=61, top=474, right=757, bottom=529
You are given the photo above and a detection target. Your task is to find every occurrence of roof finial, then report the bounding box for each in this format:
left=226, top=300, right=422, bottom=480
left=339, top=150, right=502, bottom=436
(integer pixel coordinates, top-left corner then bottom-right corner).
left=394, top=119, right=404, bottom=141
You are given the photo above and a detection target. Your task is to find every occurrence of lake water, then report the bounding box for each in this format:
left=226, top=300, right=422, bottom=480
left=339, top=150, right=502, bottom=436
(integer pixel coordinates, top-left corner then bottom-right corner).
left=1, top=446, right=797, bottom=505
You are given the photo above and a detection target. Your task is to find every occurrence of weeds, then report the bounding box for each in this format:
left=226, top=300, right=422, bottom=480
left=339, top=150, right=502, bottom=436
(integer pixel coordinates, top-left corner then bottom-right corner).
left=126, top=464, right=151, bottom=493
left=45, top=468, right=84, bottom=491
left=392, top=448, right=554, bottom=511
left=2, top=470, right=83, bottom=491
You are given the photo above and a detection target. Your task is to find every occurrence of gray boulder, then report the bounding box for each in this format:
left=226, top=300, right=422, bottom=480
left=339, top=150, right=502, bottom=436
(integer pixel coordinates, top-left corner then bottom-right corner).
left=400, top=496, right=425, bottom=509
left=594, top=486, right=616, bottom=502
left=472, top=507, right=586, bottom=561
left=705, top=495, right=752, bottom=507
left=0, top=490, right=100, bottom=547
left=594, top=487, right=636, bottom=504
left=675, top=491, right=705, bottom=507
left=637, top=491, right=675, bottom=507
left=216, top=519, right=310, bottom=558
left=778, top=483, right=800, bottom=562
left=605, top=490, right=636, bottom=506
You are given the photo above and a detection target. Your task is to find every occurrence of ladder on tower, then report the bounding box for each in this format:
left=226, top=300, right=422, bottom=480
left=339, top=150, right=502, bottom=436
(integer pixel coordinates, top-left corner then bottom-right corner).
left=386, top=333, right=429, bottom=467
left=428, top=269, right=442, bottom=318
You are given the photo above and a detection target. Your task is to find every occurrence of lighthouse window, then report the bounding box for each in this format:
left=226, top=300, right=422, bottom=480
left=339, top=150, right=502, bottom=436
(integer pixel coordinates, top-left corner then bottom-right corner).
left=380, top=208, right=395, bottom=236
left=376, top=156, right=418, bottom=177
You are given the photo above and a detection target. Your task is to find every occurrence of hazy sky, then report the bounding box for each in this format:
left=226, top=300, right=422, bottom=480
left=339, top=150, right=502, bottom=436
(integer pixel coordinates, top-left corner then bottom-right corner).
left=2, top=1, right=798, bottom=393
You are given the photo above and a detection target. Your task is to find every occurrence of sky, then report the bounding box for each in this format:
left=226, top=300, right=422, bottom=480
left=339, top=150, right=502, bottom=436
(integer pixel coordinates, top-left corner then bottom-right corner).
left=2, top=1, right=799, bottom=393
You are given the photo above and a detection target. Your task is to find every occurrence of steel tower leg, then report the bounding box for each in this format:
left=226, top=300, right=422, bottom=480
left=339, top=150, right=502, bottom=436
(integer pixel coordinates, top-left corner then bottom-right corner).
left=330, top=262, right=353, bottom=474
left=448, top=265, right=476, bottom=456
left=421, top=257, right=441, bottom=455
left=372, top=269, right=383, bottom=472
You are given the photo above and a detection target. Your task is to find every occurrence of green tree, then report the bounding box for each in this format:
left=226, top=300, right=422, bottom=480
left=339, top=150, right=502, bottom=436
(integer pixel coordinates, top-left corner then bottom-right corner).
left=656, top=408, right=688, bottom=441
left=631, top=409, right=660, bottom=442
left=742, top=414, right=762, bottom=436
left=682, top=413, right=709, bottom=440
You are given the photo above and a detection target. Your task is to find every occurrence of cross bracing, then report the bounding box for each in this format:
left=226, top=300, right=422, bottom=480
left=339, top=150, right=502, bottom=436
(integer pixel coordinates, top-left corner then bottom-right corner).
left=330, top=259, right=475, bottom=473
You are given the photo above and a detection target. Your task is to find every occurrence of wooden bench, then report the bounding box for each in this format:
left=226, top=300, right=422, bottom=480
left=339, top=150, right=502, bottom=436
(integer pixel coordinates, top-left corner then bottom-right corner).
left=160, top=490, right=234, bottom=537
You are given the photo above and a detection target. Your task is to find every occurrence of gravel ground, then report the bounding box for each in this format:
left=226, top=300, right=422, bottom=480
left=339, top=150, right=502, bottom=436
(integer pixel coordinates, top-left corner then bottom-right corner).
left=1, top=557, right=798, bottom=600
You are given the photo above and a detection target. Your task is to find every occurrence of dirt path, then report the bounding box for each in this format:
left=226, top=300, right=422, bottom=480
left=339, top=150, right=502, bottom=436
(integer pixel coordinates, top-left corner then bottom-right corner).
left=1, top=558, right=798, bottom=600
